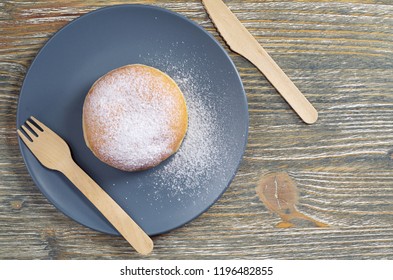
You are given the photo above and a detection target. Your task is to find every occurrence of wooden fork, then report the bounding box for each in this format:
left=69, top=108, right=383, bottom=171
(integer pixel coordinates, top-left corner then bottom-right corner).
left=17, top=116, right=154, bottom=255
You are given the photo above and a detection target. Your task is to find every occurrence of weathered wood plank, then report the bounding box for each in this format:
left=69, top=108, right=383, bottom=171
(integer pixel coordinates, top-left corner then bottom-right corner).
left=1, top=0, right=393, bottom=259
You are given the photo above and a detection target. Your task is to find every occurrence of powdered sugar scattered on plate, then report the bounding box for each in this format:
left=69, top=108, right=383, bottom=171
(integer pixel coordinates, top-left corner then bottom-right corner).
left=144, top=51, right=225, bottom=200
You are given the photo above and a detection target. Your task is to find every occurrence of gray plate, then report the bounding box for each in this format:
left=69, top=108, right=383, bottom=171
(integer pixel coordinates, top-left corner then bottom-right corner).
left=17, top=4, right=248, bottom=236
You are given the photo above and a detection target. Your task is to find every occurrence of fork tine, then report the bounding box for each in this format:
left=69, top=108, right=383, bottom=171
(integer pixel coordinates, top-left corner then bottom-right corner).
left=21, top=125, right=36, bottom=141
left=26, top=119, right=42, bottom=135
left=30, top=116, right=49, bottom=132
left=17, top=129, right=32, bottom=146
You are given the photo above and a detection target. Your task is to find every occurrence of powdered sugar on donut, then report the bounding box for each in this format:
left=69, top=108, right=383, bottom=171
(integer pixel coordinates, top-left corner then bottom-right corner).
left=83, top=65, right=187, bottom=171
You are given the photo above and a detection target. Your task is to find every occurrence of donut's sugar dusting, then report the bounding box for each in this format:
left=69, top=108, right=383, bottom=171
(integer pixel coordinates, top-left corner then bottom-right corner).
left=84, top=66, right=182, bottom=171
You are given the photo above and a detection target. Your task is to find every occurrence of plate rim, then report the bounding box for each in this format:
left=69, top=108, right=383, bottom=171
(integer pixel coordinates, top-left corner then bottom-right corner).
left=16, top=4, right=249, bottom=236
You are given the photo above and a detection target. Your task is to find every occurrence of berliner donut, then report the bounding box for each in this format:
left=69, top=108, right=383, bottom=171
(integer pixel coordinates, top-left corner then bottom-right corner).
left=82, top=64, right=188, bottom=171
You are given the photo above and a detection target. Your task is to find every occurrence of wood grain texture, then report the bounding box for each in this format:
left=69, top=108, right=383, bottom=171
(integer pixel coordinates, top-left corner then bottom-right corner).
left=1, top=0, right=393, bottom=259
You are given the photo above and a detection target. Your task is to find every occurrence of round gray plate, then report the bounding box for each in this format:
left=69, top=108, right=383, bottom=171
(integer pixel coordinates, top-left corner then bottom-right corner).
left=17, top=5, right=248, bottom=236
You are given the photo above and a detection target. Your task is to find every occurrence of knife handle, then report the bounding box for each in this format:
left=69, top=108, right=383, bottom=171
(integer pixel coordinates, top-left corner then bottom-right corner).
left=202, top=0, right=317, bottom=124
left=245, top=43, right=318, bottom=124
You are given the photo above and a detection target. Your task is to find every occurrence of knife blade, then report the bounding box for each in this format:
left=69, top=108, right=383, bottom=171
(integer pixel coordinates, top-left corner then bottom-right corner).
left=202, top=0, right=318, bottom=124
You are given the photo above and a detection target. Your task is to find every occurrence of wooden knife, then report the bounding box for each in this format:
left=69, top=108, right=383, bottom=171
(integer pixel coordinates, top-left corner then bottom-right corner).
left=202, top=0, right=318, bottom=124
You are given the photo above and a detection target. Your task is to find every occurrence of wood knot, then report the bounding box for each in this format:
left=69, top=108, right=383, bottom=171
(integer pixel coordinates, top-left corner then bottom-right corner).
left=41, top=229, right=60, bottom=259
left=10, top=200, right=24, bottom=210
left=256, top=172, right=328, bottom=228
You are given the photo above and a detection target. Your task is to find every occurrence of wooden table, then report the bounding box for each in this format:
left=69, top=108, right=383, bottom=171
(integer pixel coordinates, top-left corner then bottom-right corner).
left=1, top=0, right=393, bottom=259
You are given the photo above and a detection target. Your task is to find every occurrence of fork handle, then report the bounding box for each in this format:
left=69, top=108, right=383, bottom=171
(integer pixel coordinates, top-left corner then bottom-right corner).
left=61, top=160, right=153, bottom=255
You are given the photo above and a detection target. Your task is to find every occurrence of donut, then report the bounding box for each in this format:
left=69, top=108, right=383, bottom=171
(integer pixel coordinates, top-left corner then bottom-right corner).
left=82, top=64, right=188, bottom=171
